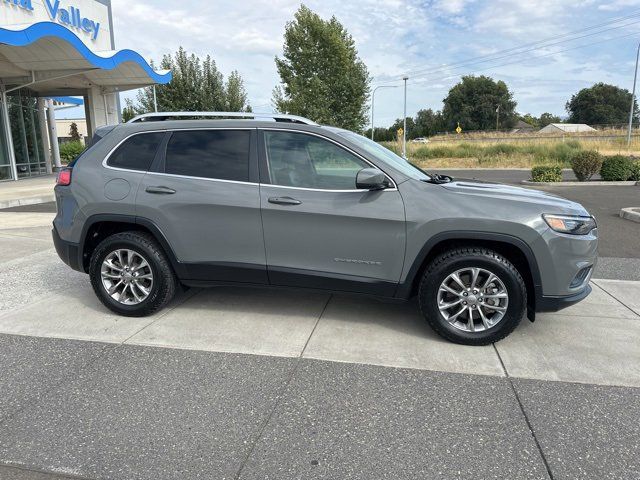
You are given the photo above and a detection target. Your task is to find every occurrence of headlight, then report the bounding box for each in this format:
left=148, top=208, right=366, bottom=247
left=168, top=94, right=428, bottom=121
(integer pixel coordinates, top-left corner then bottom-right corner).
left=543, top=214, right=597, bottom=235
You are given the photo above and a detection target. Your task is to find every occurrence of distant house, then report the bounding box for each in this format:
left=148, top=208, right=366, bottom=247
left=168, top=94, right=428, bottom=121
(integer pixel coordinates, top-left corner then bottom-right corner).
left=539, top=123, right=596, bottom=134
left=511, top=120, right=537, bottom=134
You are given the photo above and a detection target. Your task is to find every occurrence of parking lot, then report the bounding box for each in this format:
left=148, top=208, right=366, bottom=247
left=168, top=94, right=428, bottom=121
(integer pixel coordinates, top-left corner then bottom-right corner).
left=1, top=186, right=639, bottom=479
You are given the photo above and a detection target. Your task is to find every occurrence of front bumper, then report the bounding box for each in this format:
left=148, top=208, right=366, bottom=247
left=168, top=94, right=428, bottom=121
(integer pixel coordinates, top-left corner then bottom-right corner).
left=52, top=225, right=82, bottom=272
left=536, top=284, right=592, bottom=313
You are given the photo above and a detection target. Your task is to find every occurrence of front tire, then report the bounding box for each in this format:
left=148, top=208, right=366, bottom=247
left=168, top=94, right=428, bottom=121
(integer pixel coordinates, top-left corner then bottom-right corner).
left=89, top=231, right=176, bottom=317
left=418, top=247, right=527, bottom=345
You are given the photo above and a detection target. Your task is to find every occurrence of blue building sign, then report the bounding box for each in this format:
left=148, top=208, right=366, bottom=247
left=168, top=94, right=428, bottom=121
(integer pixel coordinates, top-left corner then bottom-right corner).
left=1, top=0, right=101, bottom=41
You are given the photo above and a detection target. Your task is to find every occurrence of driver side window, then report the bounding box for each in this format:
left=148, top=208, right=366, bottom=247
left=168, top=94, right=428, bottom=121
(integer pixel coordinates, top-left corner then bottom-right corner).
left=264, top=131, right=369, bottom=190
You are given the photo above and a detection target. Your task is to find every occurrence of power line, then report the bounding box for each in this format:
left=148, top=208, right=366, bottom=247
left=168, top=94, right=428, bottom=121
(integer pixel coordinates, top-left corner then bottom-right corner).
left=376, top=8, right=640, bottom=82
left=404, top=19, right=640, bottom=83
left=405, top=30, right=640, bottom=87
left=374, top=9, right=640, bottom=85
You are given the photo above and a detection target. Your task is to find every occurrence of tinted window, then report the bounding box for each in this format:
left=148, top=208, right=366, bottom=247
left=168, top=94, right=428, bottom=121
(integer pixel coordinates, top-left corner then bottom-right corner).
left=334, top=129, right=430, bottom=181
left=165, top=130, right=250, bottom=181
left=107, top=132, right=164, bottom=171
left=264, top=131, right=369, bottom=190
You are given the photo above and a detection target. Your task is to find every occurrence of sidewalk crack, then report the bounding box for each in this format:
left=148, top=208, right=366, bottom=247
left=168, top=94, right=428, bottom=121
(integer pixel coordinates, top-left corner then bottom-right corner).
left=232, top=294, right=333, bottom=480
left=591, top=281, right=640, bottom=318
left=493, top=343, right=555, bottom=480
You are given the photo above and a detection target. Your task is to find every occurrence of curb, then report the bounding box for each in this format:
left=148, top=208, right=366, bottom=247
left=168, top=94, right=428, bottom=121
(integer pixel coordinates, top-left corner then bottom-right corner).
left=521, top=180, right=640, bottom=186
left=620, top=207, right=640, bottom=223
left=0, top=194, right=56, bottom=210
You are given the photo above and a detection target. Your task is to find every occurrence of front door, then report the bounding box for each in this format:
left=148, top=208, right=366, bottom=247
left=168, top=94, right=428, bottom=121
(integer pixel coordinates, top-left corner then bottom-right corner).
left=258, top=129, right=406, bottom=296
left=136, top=128, right=267, bottom=283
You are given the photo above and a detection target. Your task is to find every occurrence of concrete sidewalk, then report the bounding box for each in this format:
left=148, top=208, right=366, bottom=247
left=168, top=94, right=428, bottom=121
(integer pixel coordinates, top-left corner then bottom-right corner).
left=0, top=175, right=56, bottom=209
left=1, top=208, right=639, bottom=479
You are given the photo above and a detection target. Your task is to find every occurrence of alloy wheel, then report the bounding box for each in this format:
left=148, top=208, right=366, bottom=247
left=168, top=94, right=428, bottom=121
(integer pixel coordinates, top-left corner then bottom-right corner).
left=437, top=267, right=509, bottom=333
left=100, top=249, right=154, bottom=305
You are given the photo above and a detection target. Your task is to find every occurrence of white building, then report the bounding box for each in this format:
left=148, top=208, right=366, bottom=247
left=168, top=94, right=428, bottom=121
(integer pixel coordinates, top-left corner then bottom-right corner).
left=0, top=0, right=171, bottom=180
left=538, top=123, right=597, bottom=134
left=56, top=118, right=88, bottom=142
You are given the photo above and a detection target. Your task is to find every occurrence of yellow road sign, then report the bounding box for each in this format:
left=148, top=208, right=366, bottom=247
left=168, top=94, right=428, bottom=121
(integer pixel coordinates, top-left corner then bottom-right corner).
left=456, top=123, right=462, bottom=134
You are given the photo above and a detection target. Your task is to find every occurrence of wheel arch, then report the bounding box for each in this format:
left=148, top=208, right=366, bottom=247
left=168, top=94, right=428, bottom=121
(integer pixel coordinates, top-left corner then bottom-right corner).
left=396, top=231, right=543, bottom=319
left=79, top=214, right=184, bottom=277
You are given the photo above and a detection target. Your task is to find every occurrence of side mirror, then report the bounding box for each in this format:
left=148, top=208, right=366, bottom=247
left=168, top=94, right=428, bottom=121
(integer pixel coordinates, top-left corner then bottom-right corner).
left=356, top=168, right=388, bottom=190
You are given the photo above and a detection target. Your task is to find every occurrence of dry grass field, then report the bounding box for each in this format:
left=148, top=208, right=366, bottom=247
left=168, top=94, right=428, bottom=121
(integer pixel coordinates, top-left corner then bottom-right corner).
left=383, top=128, right=640, bottom=169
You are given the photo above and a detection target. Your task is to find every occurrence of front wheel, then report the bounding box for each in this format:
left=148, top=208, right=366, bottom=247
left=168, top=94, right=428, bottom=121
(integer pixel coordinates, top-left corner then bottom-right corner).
left=89, top=231, right=176, bottom=317
left=418, top=247, right=527, bottom=345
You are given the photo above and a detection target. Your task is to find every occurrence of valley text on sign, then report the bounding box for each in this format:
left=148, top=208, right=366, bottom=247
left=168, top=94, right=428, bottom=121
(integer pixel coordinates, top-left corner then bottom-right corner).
left=1, top=0, right=101, bottom=40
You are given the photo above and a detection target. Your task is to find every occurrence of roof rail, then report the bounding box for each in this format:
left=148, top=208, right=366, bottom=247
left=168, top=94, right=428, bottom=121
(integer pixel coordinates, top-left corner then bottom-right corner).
left=127, top=111, right=319, bottom=125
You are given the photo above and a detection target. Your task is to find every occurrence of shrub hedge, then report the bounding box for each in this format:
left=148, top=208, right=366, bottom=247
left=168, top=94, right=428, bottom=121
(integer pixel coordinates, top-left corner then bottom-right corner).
left=531, top=165, right=562, bottom=183
left=570, top=150, right=602, bottom=181
left=629, top=159, right=640, bottom=181
left=600, top=155, right=634, bottom=181
left=59, top=140, right=86, bottom=164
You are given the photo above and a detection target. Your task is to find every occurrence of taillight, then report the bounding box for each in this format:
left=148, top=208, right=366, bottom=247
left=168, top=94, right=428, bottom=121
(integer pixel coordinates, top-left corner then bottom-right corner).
left=57, top=168, right=72, bottom=186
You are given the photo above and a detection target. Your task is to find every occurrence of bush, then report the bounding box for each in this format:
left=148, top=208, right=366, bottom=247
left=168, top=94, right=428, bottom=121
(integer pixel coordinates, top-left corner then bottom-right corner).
left=531, top=165, right=562, bottom=182
left=629, top=159, right=640, bottom=181
left=59, top=141, right=85, bottom=164
left=600, top=155, right=633, bottom=181
left=570, top=150, right=602, bottom=181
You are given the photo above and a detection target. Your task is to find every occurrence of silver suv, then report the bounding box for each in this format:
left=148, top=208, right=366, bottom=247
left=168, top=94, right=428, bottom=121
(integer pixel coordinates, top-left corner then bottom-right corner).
left=53, top=112, right=598, bottom=345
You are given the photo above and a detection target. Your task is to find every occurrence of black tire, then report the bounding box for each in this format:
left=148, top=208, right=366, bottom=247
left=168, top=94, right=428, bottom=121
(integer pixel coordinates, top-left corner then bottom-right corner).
left=418, top=247, right=527, bottom=346
left=89, top=231, right=176, bottom=317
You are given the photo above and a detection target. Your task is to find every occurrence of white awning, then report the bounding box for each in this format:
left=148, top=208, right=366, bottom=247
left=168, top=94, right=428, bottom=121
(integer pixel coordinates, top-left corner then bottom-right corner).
left=0, top=21, right=171, bottom=95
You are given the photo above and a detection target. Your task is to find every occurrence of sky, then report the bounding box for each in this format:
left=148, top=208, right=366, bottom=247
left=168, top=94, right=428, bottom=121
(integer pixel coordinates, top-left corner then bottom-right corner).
left=63, top=0, right=640, bottom=127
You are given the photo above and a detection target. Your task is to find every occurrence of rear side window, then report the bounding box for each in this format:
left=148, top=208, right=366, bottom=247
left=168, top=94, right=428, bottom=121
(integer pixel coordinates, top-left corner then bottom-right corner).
left=107, top=132, right=165, bottom=171
left=165, top=130, right=250, bottom=182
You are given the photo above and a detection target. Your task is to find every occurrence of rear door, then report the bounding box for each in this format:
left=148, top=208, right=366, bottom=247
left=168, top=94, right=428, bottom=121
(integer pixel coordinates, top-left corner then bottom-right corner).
left=258, top=129, right=406, bottom=296
left=136, top=128, right=267, bottom=283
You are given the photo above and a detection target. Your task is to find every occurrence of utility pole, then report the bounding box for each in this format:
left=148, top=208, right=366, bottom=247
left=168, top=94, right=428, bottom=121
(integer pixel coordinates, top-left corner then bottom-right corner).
left=627, top=42, right=640, bottom=147
left=496, top=104, right=501, bottom=131
left=402, top=76, right=408, bottom=159
left=371, top=85, right=399, bottom=141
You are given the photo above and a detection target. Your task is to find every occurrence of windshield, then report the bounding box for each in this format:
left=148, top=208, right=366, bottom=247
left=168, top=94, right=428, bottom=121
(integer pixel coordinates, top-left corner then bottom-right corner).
left=333, top=129, right=430, bottom=181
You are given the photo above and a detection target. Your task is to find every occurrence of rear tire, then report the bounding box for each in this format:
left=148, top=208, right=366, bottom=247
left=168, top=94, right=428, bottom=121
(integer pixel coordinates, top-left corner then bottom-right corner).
left=89, top=231, right=176, bottom=317
left=418, top=247, right=526, bottom=345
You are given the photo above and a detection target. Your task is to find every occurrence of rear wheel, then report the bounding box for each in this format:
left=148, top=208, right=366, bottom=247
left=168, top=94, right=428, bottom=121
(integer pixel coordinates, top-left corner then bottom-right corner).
left=418, top=247, right=526, bottom=345
left=89, top=231, right=176, bottom=317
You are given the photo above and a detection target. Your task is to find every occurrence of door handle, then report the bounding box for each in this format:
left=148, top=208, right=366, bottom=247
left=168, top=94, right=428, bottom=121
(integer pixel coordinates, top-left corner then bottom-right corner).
left=146, top=186, right=176, bottom=195
left=268, top=196, right=302, bottom=206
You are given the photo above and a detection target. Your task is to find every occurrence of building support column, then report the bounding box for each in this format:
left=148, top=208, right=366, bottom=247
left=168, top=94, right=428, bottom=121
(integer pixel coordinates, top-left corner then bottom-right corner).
left=45, top=98, right=62, bottom=170
left=1, top=87, right=19, bottom=181
left=83, top=92, right=94, bottom=138
left=37, top=98, right=52, bottom=174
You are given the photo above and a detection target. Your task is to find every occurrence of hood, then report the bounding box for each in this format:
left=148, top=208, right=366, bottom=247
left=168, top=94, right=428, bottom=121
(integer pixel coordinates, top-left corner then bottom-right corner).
left=440, top=178, right=590, bottom=216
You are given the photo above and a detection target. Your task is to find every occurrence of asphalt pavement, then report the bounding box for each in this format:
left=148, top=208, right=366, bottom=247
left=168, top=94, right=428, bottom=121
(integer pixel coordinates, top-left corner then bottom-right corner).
left=1, top=334, right=639, bottom=480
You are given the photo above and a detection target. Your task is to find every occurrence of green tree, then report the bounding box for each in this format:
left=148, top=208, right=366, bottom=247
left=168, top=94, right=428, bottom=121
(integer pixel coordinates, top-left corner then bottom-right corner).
left=388, top=117, right=416, bottom=139
left=122, top=99, right=137, bottom=122
left=69, top=122, right=81, bottom=142
left=520, top=113, right=539, bottom=127
left=363, top=127, right=394, bottom=141
left=414, top=108, right=445, bottom=137
left=566, top=83, right=637, bottom=125
left=225, top=70, right=251, bottom=112
left=539, top=112, right=561, bottom=127
left=442, top=75, right=517, bottom=131
left=273, top=5, right=370, bottom=131
left=131, top=47, right=251, bottom=114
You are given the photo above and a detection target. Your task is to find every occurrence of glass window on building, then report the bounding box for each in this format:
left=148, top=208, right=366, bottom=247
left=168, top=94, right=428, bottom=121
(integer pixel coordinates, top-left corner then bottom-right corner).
left=0, top=106, right=11, bottom=181
left=7, top=89, right=47, bottom=179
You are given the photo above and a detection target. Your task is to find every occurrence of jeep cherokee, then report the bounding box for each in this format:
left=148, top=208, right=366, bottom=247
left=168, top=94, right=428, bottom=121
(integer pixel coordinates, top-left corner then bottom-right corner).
left=52, top=112, right=598, bottom=345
